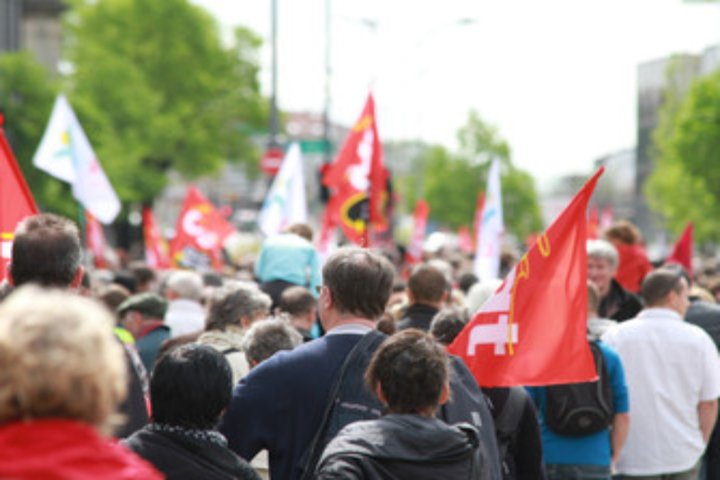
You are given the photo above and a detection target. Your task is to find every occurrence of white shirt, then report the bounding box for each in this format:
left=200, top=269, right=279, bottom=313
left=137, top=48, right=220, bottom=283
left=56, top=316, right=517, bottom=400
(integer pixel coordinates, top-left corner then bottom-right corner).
left=164, top=299, right=205, bottom=338
left=602, top=308, right=720, bottom=475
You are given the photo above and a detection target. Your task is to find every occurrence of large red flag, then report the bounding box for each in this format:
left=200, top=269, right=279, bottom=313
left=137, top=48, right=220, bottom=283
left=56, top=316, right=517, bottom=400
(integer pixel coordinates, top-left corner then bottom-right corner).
left=85, top=211, right=108, bottom=269
left=405, top=200, right=429, bottom=265
left=169, top=187, right=236, bottom=271
left=667, top=222, right=693, bottom=279
left=0, top=116, right=39, bottom=280
left=142, top=206, right=171, bottom=269
left=323, top=93, right=387, bottom=245
left=448, top=169, right=604, bottom=387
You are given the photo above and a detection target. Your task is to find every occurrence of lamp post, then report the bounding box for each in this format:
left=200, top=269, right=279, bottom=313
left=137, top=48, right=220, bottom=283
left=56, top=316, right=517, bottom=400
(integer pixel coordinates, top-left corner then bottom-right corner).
left=262, top=0, right=283, bottom=176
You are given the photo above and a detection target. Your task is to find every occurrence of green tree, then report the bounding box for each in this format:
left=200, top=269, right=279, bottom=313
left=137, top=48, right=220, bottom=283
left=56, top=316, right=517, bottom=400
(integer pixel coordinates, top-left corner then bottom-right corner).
left=64, top=0, right=267, bottom=206
left=0, top=52, right=80, bottom=217
left=400, top=111, right=543, bottom=241
left=646, top=60, right=720, bottom=243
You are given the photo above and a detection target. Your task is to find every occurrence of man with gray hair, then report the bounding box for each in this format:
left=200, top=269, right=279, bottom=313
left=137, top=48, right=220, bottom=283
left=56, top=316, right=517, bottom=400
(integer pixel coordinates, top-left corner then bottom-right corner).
left=603, top=268, right=720, bottom=478
left=587, top=239, right=643, bottom=321
left=163, top=270, right=205, bottom=337
left=243, top=318, right=303, bottom=367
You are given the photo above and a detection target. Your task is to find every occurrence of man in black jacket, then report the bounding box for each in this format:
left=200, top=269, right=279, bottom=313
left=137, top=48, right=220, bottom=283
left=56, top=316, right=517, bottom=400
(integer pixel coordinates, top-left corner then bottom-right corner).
left=316, top=329, right=484, bottom=479
left=398, top=263, right=448, bottom=331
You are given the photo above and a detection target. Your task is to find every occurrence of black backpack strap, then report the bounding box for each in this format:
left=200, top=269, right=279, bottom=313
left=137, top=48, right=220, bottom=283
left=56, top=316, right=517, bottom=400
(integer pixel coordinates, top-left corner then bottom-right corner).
left=298, top=330, right=386, bottom=480
left=494, top=387, right=525, bottom=469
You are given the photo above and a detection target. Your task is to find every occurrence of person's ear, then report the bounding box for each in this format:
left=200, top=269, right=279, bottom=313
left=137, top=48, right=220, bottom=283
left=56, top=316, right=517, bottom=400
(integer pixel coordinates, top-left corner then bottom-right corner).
left=438, top=382, right=450, bottom=406
left=374, top=384, right=388, bottom=405
left=70, top=266, right=85, bottom=289
left=406, top=289, right=415, bottom=304
left=7, top=266, right=14, bottom=286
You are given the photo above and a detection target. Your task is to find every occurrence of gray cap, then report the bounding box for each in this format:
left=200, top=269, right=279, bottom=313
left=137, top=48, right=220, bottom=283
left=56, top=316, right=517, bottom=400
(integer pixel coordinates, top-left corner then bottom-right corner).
left=117, top=292, right=168, bottom=319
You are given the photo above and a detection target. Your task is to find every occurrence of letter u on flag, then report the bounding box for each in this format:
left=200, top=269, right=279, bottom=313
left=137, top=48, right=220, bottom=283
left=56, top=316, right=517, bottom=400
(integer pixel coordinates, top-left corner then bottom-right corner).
left=32, top=94, right=120, bottom=224
left=449, top=168, right=604, bottom=387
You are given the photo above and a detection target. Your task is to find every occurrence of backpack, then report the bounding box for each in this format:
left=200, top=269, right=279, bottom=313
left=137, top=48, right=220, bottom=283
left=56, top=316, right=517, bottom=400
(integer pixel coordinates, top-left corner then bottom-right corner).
left=544, top=341, right=614, bottom=436
left=493, top=387, right=526, bottom=477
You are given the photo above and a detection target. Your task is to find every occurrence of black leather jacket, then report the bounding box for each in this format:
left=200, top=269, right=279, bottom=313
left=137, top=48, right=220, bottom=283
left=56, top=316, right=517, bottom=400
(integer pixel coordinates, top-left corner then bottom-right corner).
left=315, top=414, right=485, bottom=480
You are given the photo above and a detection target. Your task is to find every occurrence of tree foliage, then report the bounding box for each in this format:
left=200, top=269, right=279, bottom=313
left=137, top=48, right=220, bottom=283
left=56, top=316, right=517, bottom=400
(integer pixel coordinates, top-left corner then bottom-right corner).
left=398, top=111, right=543, bottom=241
left=0, top=52, right=80, bottom=217
left=64, top=0, right=267, bottom=205
left=646, top=61, right=720, bottom=243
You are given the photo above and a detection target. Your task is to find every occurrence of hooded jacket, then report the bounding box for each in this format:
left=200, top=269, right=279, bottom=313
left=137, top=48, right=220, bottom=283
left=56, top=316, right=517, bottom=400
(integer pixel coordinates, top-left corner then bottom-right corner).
left=316, top=414, right=483, bottom=480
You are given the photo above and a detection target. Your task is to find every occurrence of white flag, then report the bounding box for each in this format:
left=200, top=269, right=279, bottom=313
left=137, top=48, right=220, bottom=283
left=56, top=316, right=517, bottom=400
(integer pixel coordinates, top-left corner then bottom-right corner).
left=473, top=158, right=504, bottom=280
left=258, top=143, right=307, bottom=236
left=33, top=94, right=121, bottom=224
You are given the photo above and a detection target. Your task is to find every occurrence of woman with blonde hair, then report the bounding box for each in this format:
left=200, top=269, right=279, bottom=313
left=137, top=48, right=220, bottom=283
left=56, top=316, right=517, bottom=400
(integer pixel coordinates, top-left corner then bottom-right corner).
left=0, top=286, right=161, bottom=479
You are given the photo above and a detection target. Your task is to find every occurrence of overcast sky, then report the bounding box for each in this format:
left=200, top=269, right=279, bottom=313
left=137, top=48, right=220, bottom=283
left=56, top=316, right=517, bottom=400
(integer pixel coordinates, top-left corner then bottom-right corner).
left=194, top=0, right=719, bottom=188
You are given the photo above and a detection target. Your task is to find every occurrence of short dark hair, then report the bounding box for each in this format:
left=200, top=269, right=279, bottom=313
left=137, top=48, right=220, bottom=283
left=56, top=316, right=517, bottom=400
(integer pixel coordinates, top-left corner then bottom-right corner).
left=279, top=286, right=316, bottom=316
left=150, top=344, right=232, bottom=429
left=129, top=262, right=156, bottom=288
left=640, top=268, right=684, bottom=307
left=10, top=214, right=82, bottom=288
left=458, top=273, right=479, bottom=294
left=285, top=223, right=313, bottom=242
left=430, top=307, right=469, bottom=345
left=366, top=329, right=448, bottom=414
left=323, top=247, right=394, bottom=319
left=408, top=264, right=448, bottom=304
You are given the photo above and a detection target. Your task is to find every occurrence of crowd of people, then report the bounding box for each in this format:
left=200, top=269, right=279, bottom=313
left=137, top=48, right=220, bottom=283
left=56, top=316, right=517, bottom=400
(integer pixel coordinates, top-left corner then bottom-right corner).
left=0, top=212, right=718, bottom=480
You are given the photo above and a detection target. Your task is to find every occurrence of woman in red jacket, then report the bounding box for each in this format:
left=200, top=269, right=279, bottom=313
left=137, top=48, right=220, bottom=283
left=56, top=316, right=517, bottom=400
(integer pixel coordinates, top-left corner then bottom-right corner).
left=0, top=286, right=162, bottom=480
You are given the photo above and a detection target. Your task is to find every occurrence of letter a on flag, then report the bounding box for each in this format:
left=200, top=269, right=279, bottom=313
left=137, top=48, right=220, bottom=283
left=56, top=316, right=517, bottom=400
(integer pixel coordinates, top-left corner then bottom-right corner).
left=0, top=116, right=39, bottom=280
left=32, top=94, right=120, bottom=224
left=449, top=168, right=604, bottom=387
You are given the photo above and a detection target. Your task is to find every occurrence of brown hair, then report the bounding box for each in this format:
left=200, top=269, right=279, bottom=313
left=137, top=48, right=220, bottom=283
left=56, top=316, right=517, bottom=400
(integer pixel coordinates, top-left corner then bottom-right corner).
left=365, top=329, right=448, bottom=414
left=323, top=247, right=394, bottom=319
left=408, top=264, right=448, bottom=304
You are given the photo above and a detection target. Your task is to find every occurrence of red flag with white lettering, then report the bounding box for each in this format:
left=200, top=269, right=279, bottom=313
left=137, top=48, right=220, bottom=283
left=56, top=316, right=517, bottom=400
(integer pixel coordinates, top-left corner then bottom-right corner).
left=0, top=116, right=39, bottom=280
left=405, top=200, right=429, bottom=264
left=169, top=187, right=236, bottom=271
left=323, top=93, right=386, bottom=245
left=142, top=206, right=171, bottom=269
left=448, top=168, right=604, bottom=387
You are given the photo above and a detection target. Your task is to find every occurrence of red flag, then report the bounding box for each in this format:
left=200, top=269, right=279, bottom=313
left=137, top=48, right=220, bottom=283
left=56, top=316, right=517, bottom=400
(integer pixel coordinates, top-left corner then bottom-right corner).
left=85, top=211, right=108, bottom=269
left=0, top=116, right=39, bottom=280
left=458, top=226, right=473, bottom=254
left=587, top=206, right=599, bottom=240
left=448, top=168, right=604, bottom=387
left=472, top=193, right=485, bottom=252
left=169, top=187, right=236, bottom=271
left=323, top=93, right=386, bottom=245
left=142, top=206, right=171, bottom=269
left=614, top=243, right=652, bottom=293
left=405, top=200, right=429, bottom=264
left=667, top=222, right=693, bottom=280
